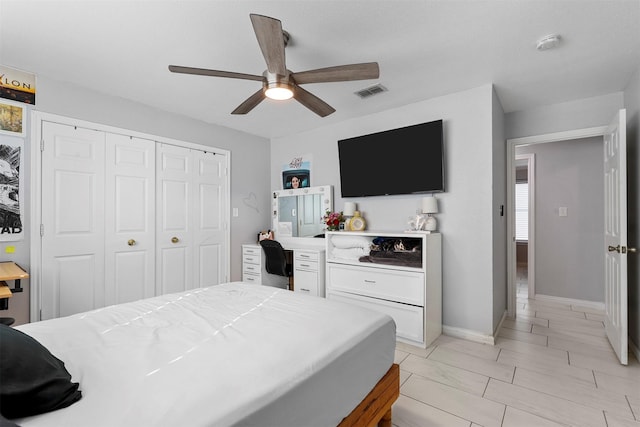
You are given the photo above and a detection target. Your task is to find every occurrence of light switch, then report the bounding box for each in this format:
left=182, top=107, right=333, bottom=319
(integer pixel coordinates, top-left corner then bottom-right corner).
left=559, top=207, right=568, bottom=217
left=233, top=207, right=239, bottom=217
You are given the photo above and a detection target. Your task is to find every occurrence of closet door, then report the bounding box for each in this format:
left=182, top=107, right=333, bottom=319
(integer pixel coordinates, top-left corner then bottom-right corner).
left=41, top=122, right=105, bottom=319
left=193, top=151, right=228, bottom=286
left=104, top=134, right=156, bottom=305
left=156, top=144, right=193, bottom=294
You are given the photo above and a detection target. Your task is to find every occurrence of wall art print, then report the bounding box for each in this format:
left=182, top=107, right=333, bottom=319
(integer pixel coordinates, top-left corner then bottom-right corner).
left=281, top=154, right=312, bottom=190
left=0, top=100, right=26, bottom=137
left=0, top=137, right=24, bottom=241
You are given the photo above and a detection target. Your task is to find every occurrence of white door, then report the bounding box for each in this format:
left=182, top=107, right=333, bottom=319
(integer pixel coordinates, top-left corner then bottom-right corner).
left=105, top=134, right=156, bottom=305
left=298, top=194, right=323, bottom=237
left=156, top=144, right=193, bottom=295
left=192, top=150, right=228, bottom=286
left=604, top=109, right=628, bottom=365
left=41, top=122, right=105, bottom=319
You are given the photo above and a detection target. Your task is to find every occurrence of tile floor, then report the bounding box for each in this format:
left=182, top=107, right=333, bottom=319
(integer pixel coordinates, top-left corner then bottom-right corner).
left=391, top=272, right=640, bottom=427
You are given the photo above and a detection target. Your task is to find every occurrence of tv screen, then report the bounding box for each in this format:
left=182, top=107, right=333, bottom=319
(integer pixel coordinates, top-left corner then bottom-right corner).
left=338, top=120, right=444, bottom=197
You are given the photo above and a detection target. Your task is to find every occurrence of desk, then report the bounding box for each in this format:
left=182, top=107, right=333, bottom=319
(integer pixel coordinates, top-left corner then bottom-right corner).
left=242, top=244, right=326, bottom=297
left=0, top=262, right=29, bottom=310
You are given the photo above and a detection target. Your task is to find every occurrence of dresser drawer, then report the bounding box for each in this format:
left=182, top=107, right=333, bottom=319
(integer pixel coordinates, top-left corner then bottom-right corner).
left=243, top=246, right=261, bottom=256
left=242, top=254, right=260, bottom=265
left=242, top=263, right=260, bottom=274
left=329, top=291, right=424, bottom=345
left=295, top=251, right=318, bottom=262
left=294, top=259, right=318, bottom=272
left=327, top=264, right=424, bottom=306
left=294, top=269, right=319, bottom=296
left=242, top=272, right=261, bottom=284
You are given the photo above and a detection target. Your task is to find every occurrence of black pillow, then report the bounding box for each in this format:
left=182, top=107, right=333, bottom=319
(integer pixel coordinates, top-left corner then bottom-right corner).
left=0, top=324, right=82, bottom=419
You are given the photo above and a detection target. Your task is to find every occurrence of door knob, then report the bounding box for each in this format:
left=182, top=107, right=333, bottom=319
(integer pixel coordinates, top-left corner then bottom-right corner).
left=171, top=237, right=179, bottom=243
left=127, top=239, right=136, bottom=246
left=628, top=247, right=637, bottom=253
left=608, top=245, right=621, bottom=253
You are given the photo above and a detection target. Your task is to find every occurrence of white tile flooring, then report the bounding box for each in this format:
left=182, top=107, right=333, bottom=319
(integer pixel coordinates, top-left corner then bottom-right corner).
left=391, top=271, right=640, bottom=427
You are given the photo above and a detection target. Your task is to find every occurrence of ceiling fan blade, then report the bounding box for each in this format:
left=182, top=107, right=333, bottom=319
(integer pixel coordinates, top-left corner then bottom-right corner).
left=168, top=65, right=264, bottom=82
left=231, top=89, right=266, bottom=115
left=250, top=14, right=287, bottom=76
left=291, top=62, right=379, bottom=84
left=293, top=85, right=335, bottom=117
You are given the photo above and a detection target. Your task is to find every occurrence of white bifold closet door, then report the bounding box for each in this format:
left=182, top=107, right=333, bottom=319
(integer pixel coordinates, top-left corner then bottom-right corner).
left=40, top=122, right=228, bottom=320
left=41, top=122, right=106, bottom=319
left=156, top=144, right=227, bottom=295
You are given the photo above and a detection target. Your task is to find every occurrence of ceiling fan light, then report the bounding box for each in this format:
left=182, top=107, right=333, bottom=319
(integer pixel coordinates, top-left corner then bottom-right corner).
left=265, top=85, right=293, bottom=100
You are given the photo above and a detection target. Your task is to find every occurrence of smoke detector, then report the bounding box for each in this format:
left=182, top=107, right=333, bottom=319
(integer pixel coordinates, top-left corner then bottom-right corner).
left=536, top=34, right=561, bottom=51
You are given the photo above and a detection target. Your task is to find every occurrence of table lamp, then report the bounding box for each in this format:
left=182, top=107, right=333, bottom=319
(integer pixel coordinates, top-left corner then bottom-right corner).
left=422, top=197, right=438, bottom=231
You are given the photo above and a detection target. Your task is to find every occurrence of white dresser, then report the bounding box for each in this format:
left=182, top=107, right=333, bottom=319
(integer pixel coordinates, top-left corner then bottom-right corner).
left=242, top=243, right=326, bottom=296
left=325, top=231, right=442, bottom=348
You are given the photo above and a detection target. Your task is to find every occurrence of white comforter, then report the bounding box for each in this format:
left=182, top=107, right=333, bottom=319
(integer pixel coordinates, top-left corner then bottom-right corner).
left=16, top=282, right=395, bottom=427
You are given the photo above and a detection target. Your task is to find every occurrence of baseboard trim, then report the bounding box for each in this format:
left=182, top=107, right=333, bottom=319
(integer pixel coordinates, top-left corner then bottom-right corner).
left=443, top=325, right=496, bottom=345
left=534, top=294, right=605, bottom=311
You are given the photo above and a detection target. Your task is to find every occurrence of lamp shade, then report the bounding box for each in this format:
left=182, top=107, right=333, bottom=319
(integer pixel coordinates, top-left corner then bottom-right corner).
left=422, top=197, right=438, bottom=214
left=343, top=202, right=357, bottom=216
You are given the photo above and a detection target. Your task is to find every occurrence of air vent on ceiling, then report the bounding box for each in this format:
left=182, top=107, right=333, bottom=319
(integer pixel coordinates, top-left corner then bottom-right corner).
left=354, top=84, right=387, bottom=99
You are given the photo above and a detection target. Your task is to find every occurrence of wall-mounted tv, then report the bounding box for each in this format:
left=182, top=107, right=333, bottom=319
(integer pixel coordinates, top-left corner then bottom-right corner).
left=338, top=120, right=444, bottom=197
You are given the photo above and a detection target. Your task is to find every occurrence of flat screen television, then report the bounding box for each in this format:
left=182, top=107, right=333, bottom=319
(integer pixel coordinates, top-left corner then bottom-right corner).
left=338, top=120, right=444, bottom=197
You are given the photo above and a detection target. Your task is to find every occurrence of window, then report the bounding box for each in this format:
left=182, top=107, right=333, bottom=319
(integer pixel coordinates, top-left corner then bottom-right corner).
left=515, top=183, right=528, bottom=241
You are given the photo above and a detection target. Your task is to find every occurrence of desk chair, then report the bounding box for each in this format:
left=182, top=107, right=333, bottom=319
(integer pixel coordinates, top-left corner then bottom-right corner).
left=259, top=240, right=294, bottom=290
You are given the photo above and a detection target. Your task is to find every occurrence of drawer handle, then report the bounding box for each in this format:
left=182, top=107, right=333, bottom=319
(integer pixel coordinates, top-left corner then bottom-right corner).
left=364, top=279, right=376, bottom=284
left=300, top=288, right=310, bottom=292
left=300, top=263, right=311, bottom=268
left=300, top=254, right=310, bottom=258
left=246, top=266, right=255, bottom=271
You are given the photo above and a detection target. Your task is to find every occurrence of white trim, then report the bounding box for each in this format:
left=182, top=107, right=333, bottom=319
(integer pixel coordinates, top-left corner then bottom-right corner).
left=493, top=310, right=508, bottom=339
left=30, top=111, right=231, bottom=322
left=506, top=125, right=607, bottom=320
left=515, top=153, right=536, bottom=299
left=443, top=325, right=496, bottom=346
left=534, top=294, right=605, bottom=311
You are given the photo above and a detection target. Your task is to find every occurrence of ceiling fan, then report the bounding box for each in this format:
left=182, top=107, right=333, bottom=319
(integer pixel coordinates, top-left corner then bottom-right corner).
left=168, top=14, right=380, bottom=117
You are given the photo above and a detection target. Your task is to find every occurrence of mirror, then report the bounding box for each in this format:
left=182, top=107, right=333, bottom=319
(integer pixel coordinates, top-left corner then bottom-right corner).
left=272, top=186, right=333, bottom=238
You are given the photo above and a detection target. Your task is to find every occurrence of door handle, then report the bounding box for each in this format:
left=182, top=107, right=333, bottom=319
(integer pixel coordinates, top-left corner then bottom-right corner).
left=171, top=237, right=179, bottom=243
left=622, top=246, right=637, bottom=254
left=127, top=239, right=136, bottom=246
left=608, top=245, right=620, bottom=253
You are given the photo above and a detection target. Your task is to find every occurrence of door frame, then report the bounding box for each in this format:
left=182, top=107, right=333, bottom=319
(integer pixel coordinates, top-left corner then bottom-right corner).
left=506, top=125, right=607, bottom=318
left=514, top=153, right=535, bottom=299
left=29, top=111, right=231, bottom=322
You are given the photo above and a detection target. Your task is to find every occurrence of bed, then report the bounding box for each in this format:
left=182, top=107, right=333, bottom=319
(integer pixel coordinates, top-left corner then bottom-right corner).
left=3, top=282, right=399, bottom=426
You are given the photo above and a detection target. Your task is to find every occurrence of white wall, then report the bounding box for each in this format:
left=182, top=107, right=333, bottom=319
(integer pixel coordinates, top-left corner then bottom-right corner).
left=516, top=137, right=605, bottom=302
left=2, top=76, right=272, bottom=324
left=492, top=87, right=507, bottom=331
left=271, top=84, right=501, bottom=337
left=623, top=65, right=640, bottom=352
left=505, top=92, right=624, bottom=139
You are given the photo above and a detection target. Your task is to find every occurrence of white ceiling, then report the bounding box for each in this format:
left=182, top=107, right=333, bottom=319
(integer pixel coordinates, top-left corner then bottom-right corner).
left=2, top=0, right=639, bottom=139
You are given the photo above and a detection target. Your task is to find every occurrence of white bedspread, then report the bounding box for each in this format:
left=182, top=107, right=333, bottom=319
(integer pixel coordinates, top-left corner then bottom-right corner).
left=16, top=282, right=395, bottom=427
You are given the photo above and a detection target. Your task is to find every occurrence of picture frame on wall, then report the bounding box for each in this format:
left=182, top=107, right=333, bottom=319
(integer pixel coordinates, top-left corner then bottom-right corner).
left=0, top=100, right=26, bottom=137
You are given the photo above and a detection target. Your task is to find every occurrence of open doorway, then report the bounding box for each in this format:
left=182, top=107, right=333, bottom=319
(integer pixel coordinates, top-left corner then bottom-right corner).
left=506, top=127, right=609, bottom=318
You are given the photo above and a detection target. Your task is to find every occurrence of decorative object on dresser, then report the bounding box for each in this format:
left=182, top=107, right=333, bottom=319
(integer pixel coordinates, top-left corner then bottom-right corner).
left=342, top=202, right=356, bottom=230
left=326, top=230, right=442, bottom=348
left=322, top=210, right=344, bottom=231
left=346, top=211, right=366, bottom=231
left=422, top=196, right=438, bottom=232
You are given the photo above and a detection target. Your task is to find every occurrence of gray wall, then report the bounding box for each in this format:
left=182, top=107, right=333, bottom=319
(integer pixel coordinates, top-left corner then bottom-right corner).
left=2, top=76, right=272, bottom=324
left=623, top=65, right=640, bottom=353
left=271, top=84, right=504, bottom=338
left=492, top=87, right=507, bottom=331
left=516, top=137, right=604, bottom=302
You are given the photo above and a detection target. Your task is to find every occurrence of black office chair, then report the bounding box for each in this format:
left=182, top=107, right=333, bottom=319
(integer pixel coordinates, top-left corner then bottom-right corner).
left=259, top=240, right=293, bottom=290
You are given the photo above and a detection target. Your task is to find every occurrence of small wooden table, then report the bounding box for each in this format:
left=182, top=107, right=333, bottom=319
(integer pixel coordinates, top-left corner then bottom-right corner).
left=0, top=262, right=29, bottom=310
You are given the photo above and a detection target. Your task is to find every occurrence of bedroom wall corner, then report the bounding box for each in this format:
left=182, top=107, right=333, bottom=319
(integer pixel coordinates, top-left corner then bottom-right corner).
left=271, top=84, right=497, bottom=337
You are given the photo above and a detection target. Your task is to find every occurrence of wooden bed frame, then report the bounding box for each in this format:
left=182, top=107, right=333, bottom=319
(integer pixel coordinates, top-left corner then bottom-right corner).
left=338, top=363, right=400, bottom=427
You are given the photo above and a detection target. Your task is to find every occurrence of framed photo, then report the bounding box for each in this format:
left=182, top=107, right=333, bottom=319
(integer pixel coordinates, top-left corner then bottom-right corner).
left=0, top=100, right=26, bottom=137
